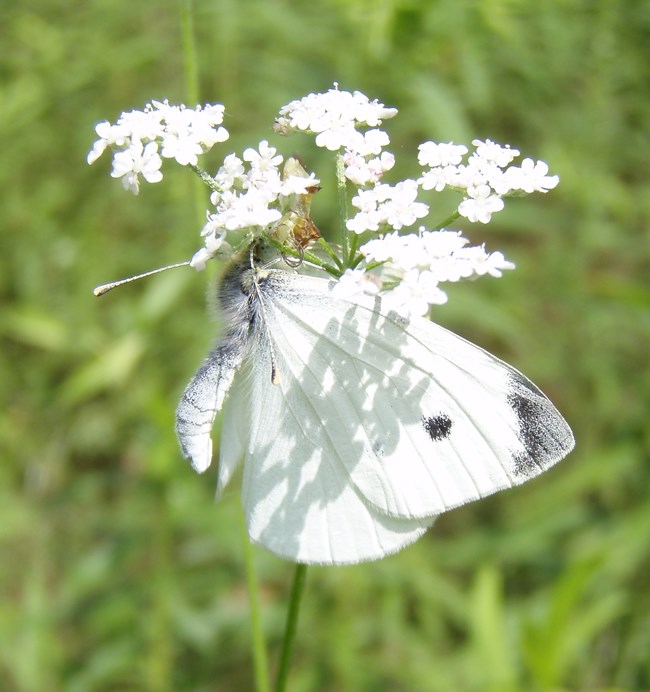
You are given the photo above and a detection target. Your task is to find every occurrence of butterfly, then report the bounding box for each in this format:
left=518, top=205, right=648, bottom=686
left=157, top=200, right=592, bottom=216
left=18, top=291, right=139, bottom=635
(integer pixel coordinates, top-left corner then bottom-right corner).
left=175, top=253, right=574, bottom=565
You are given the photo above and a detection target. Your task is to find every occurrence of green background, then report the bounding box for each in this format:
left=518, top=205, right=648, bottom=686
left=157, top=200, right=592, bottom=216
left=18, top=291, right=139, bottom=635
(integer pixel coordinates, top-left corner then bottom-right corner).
left=1, top=1, right=649, bottom=690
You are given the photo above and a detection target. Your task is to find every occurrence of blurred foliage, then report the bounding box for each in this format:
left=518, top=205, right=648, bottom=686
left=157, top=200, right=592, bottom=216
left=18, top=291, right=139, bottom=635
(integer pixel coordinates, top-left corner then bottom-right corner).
left=1, top=0, right=649, bottom=690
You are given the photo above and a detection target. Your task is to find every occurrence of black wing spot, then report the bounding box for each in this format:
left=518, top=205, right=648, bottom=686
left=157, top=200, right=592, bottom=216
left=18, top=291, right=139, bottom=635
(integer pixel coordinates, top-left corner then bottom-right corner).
left=422, top=414, right=453, bottom=441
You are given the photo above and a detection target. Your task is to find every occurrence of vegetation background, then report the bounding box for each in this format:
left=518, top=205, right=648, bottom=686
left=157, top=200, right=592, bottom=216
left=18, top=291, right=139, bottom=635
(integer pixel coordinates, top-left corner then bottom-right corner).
left=1, top=1, right=648, bottom=690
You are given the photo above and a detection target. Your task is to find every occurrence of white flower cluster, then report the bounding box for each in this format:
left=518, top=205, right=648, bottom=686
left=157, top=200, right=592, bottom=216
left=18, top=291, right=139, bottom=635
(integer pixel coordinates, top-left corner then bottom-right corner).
left=334, top=229, right=515, bottom=318
left=275, top=86, right=397, bottom=186
left=190, top=141, right=320, bottom=270
left=419, top=139, right=559, bottom=224
left=342, top=138, right=558, bottom=235
left=346, top=180, right=429, bottom=234
left=87, top=100, right=229, bottom=194
left=88, top=87, right=560, bottom=321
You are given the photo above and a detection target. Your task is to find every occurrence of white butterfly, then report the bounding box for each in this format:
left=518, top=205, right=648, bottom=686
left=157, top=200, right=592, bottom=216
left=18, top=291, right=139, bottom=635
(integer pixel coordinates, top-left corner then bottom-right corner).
left=176, top=258, right=574, bottom=565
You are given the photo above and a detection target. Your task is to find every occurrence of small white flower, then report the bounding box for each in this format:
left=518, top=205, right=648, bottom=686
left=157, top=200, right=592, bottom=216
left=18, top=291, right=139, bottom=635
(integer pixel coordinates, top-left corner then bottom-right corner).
left=350, top=90, right=398, bottom=126
left=199, top=103, right=226, bottom=124
left=344, top=151, right=395, bottom=186
left=332, top=268, right=382, bottom=299
left=353, top=129, right=390, bottom=156
left=385, top=269, right=448, bottom=318
left=111, top=140, right=163, bottom=194
left=417, top=168, right=443, bottom=191
left=161, top=130, right=204, bottom=166
left=381, top=180, right=429, bottom=230
left=87, top=121, right=130, bottom=164
left=421, top=229, right=468, bottom=258
left=361, top=231, right=421, bottom=271
left=214, top=154, right=246, bottom=191
left=119, top=107, right=165, bottom=142
left=472, top=139, right=520, bottom=168
left=418, top=141, right=468, bottom=168
left=218, top=187, right=282, bottom=231
left=243, top=140, right=283, bottom=173
left=505, top=158, right=559, bottom=193
left=279, top=172, right=320, bottom=196
left=276, top=87, right=397, bottom=150
left=458, top=184, right=505, bottom=223
left=474, top=249, right=516, bottom=277
left=314, top=123, right=360, bottom=152
left=347, top=180, right=428, bottom=234
left=346, top=210, right=383, bottom=234
left=360, top=228, right=514, bottom=293
left=190, top=227, right=228, bottom=270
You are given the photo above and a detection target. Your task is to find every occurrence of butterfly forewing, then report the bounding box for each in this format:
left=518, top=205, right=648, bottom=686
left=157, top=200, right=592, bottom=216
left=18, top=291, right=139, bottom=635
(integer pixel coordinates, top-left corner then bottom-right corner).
left=254, top=269, right=574, bottom=518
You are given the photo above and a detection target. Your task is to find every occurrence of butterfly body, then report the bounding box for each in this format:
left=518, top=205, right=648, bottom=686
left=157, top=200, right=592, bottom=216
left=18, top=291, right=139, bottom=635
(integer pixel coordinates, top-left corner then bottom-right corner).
left=176, top=261, right=574, bottom=565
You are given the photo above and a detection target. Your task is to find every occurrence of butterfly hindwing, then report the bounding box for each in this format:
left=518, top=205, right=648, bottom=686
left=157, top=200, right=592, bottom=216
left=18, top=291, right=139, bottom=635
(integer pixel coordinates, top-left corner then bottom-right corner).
left=242, top=322, right=433, bottom=565
left=176, top=337, right=246, bottom=473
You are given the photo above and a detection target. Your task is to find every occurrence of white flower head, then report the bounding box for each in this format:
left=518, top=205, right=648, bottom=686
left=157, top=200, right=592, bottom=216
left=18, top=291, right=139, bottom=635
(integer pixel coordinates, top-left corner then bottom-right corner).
left=277, top=86, right=397, bottom=136
left=503, top=158, right=559, bottom=193
left=87, top=100, right=230, bottom=189
left=384, top=269, right=448, bottom=318
left=347, top=180, right=429, bottom=234
left=243, top=140, right=283, bottom=173
left=418, top=141, right=468, bottom=168
left=213, top=153, right=246, bottom=193
left=110, top=140, right=163, bottom=194
left=357, top=228, right=515, bottom=314
left=332, top=268, right=382, bottom=299
left=458, top=184, right=505, bottom=223
left=190, top=222, right=229, bottom=270
left=472, top=139, right=520, bottom=168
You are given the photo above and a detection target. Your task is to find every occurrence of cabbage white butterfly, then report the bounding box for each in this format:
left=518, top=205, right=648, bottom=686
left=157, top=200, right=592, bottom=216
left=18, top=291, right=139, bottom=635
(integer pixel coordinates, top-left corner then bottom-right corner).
left=176, top=251, right=574, bottom=565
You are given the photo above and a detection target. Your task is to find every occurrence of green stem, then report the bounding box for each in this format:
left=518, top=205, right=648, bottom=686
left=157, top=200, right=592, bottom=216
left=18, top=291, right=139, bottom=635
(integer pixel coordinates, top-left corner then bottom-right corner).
left=240, top=512, right=270, bottom=692
left=347, top=232, right=360, bottom=267
left=180, top=0, right=206, bottom=227
left=275, top=564, right=308, bottom=692
left=187, top=163, right=223, bottom=193
left=433, top=209, right=461, bottom=230
left=181, top=0, right=200, bottom=105
left=335, top=154, right=350, bottom=265
left=317, top=237, right=344, bottom=272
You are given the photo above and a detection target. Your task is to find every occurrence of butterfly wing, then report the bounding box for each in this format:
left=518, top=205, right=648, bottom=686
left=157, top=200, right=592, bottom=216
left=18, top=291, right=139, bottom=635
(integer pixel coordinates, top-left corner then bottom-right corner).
left=234, top=269, right=573, bottom=563
left=243, top=327, right=433, bottom=565
left=176, top=337, right=246, bottom=473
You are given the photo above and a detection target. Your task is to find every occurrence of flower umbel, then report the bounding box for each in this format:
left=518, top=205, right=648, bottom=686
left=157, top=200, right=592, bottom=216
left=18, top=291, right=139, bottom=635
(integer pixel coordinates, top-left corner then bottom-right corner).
left=88, top=100, right=229, bottom=193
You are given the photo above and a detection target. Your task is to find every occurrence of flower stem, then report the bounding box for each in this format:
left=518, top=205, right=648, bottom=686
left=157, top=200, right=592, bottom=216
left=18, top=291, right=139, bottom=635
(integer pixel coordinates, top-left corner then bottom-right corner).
left=336, top=154, right=350, bottom=265
left=180, top=0, right=207, bottom=228
left=240, top=512, right=270, bottom=692
left=275, top=564, right=308, bottom=692
left=434, top=209, right=461, bottom=230
left=187, top=163, right=223, bottom=193
left=180, top=0, right=200, bottom=105
left=317, top=237, right=344, bottom=272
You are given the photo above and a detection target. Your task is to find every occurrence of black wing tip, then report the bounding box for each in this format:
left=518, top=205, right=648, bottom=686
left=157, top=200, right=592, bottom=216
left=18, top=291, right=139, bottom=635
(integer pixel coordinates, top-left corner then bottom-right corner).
left=507, top=373, right=575, bottom=478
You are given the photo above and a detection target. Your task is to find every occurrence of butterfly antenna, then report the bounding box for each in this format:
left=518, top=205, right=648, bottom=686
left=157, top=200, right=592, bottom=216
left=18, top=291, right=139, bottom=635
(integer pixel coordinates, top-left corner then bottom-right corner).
left=93, top=261, right=191, bottom=296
